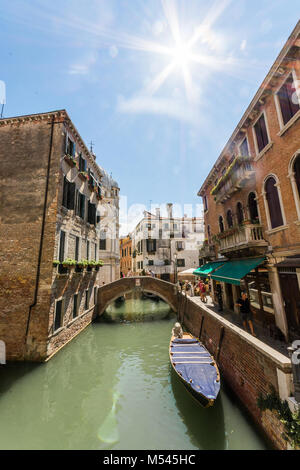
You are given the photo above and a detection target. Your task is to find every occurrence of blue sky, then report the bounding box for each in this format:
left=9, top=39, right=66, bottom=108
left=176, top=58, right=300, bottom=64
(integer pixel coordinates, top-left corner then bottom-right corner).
left=0, top=0, right=299, bottom=233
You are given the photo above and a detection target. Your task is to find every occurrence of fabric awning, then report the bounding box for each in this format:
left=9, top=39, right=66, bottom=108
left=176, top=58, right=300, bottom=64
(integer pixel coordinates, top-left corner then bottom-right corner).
left=210, top=257, right=265, bottom=285
left=193, top=261, right=226, bottom=278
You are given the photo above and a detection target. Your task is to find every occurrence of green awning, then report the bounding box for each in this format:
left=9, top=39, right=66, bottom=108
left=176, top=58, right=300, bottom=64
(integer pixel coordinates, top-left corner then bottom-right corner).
left=193, top=261, right=226, bottom=278
left=210, top=257, right=265, bottom=285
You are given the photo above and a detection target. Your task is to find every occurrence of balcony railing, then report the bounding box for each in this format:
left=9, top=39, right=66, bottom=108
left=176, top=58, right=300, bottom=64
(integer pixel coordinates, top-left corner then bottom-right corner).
left=199, top=243, right=215, bottom=259
left=217, top=223, right=268, bottom=255
left=211, top=156, right=255, bottom=204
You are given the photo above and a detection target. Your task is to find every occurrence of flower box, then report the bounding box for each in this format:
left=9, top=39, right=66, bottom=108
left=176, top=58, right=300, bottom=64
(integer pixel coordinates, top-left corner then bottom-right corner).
left=78, top=171, right=89, bottom=182
left=64, top=154, right=77, bottom=167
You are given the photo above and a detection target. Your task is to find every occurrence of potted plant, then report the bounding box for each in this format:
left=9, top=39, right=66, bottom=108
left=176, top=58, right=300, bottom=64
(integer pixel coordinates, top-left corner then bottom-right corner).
left=78, top=171, right=89, bottom=182
left=53, top=259, right=60, bottom=267
left=62, top=258, right=77, bottom=270
left=64, top=154, right=77, bottom=167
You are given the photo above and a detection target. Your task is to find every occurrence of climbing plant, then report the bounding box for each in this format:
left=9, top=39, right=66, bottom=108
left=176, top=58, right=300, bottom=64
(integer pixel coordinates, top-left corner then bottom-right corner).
left=257, top=386, right=300, bottom=449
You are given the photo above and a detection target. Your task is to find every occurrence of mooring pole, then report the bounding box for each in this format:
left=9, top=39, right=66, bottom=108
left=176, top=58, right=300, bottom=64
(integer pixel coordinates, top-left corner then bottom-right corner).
left=199, top=316, right=204, bottom=341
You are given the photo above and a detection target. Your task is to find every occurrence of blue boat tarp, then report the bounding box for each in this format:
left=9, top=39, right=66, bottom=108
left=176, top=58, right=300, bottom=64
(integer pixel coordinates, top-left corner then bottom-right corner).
left=171, top=339, right=220, bottom=400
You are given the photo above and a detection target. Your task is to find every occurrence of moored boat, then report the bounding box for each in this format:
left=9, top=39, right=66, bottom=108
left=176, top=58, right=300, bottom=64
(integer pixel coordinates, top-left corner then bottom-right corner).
left=169, top=332, right=220, bottom=407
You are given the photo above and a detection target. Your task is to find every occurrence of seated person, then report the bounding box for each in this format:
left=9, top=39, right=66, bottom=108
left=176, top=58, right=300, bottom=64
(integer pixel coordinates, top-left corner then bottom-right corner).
left=172, top=322, right=183, bottom=338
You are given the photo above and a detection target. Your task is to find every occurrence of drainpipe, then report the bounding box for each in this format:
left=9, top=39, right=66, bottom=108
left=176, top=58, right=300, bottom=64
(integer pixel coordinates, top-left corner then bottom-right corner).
left=24, top=115, right=56, bottom=355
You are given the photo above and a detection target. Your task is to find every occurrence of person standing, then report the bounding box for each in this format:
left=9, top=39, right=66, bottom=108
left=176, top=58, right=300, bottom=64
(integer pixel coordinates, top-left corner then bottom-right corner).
left=216, top=283, right=223, bottom=312
left=236, top=291, right=256, bottom=336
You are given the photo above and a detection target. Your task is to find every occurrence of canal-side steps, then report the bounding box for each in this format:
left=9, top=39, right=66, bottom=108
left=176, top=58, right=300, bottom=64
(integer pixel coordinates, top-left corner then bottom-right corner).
left=178, top=292, right=295, bottom=450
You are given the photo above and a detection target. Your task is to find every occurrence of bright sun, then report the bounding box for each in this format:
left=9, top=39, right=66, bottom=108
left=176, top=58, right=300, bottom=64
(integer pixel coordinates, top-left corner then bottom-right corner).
left=171, top=42, right=192, bottom=68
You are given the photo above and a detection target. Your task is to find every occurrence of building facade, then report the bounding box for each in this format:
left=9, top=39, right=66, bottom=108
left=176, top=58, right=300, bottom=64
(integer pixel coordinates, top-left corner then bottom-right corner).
left=0, top=109, right=119, bottom=361
left=132, top=204, right=204, bottom=282
left=119, top=235, right=132, bottom=277
left=198, top=21, right=300, bottom=342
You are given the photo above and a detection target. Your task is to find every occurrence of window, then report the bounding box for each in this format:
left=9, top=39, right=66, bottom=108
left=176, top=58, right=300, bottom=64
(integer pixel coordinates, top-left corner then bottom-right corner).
left=75, top=236, right=80, bottom=261
left=277, top=74, right=300, bottom=126
left=236, top=202, right=244, bottom=225
left=85, top=290, right=89, bottom=310
left=265, top=177, right=284, bottom=229
left=177, top=259, right=185, bottom=267
left=148, top=260, right=154, bottom=266
left=240, top=137, right=249, bottom=156
left=147, top=239, right=156, bottom=253
left=100, top=232, right=106, bottom=250
left=226, top=209, right=233, bottom=228
left=54, top=300, right=63, bottom=331
left=248, top=192, right=259, bottom=223
left=94, top=243, right=97, bottom=261
left=66, top=136, right=75, bottom=156
left=254, top=114, right=269, bottom=153
left=73, top=294, right=78, bottom=318
left=294, top=155, right=300, bottom=199
left=88, top=201, right=96, bottom=225
left=59, top=230, right=66, bottom=262
left=79, top=154, right=86, bottom=172
left=219, top=216, right=224, bottom=233
left=203, top=195, right=208, bottom=211
left=86, top=240, right=90, bottom=260
left=62, top=176, right=75, bottom=210
left=75, top=191, right=85, bottom=219
left=176, top=241, right=184, bottom=251
left=207, top=225, right=211, bottom=242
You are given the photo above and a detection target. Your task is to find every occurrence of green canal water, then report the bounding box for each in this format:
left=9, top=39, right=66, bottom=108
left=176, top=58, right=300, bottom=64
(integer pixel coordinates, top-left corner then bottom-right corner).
left=0, top=299, right=269, bottom=450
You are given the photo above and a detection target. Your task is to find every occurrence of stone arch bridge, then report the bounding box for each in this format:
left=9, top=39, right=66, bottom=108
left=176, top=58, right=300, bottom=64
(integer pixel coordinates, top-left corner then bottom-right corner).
left=96, top=276, right=180, bottom=316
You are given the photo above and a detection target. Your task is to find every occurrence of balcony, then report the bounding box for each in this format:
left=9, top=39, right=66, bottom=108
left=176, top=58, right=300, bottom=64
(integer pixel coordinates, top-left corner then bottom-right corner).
left=216, top=223, right=268, bottom=256
left=199, top=243, right=215, bottom=259
left=211, top=156, right=255, bottom=204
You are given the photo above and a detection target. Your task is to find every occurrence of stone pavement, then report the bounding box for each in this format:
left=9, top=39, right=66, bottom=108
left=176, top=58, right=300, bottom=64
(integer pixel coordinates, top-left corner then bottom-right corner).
left=186, top=293, right=289, bottom=358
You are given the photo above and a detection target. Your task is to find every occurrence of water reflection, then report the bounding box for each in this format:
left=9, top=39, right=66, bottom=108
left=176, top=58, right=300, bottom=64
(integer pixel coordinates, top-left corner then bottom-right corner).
left=170, top=368, right=226, bottom=450
left=0, top=300, right=268, bottom=450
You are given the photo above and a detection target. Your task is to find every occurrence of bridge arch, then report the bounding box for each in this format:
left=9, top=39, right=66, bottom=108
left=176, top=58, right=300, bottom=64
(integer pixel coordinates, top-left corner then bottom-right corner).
left=96, top=277, right=179, bottom=317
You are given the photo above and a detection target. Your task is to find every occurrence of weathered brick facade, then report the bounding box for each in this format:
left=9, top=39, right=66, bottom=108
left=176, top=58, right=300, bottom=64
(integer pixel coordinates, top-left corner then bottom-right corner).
left=0, top=110, right=120, bottom=361
left=198, top=21, right=300, bottom=341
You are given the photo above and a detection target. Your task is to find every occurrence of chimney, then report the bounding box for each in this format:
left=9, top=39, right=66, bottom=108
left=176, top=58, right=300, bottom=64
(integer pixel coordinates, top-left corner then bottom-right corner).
left=155, top=208, right=160, bottom=219
left=166, top=203, right=173, bottom=220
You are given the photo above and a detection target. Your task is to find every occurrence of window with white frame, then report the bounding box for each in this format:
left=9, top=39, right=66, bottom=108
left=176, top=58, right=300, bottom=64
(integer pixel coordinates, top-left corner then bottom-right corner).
left=253, top=113, right=269, bottom=154
left=276, top=73, right=300, bottom=127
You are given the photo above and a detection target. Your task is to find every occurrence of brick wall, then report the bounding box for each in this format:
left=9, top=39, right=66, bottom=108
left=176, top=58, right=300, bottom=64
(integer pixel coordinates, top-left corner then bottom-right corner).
left=178, top=294, right=292, bottom=450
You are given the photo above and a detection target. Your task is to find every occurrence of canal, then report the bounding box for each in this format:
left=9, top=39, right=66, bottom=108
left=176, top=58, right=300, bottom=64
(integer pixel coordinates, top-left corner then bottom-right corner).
left=0, top=298, right=269, bottom=450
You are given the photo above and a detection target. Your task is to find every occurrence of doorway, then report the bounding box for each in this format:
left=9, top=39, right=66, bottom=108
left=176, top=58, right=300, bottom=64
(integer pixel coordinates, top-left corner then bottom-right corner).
left=279, top=272, right=300, bottom=340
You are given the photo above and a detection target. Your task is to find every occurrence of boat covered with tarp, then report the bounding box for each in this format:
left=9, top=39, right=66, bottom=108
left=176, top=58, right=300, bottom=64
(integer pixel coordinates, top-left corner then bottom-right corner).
left=169, top=333, right=220, bottom=407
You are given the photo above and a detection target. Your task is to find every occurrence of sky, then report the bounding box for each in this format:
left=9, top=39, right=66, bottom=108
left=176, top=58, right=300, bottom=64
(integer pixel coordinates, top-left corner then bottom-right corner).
left=0, top=0, right=299, bottom=234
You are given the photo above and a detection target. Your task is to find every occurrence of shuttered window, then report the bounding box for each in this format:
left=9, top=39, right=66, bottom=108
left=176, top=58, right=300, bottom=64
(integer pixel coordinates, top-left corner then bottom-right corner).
left=265, top=177, right=284, bottom=229
left=85, top=290, right=89, bottom=310
left=254, top=114, right=269, bottom=153
left=248, top=192, right=259, bottom=223
left=75, top=236, right=80, bottom=261
left=294, top=156, right=300, bottom=199
left=75, top=192, right=85, bottom=219
left=59, top=231, right=66, bottom=262
left=54, top=300, right=63, bottom=331
left=62, top=176, right=75, bottom=210
left=278, top=74, right=300, bottom=125
left=73, top=294, right=78, bottom=318
left=100, top=232, right=106, bottom=250
left=88, top=201, right=96, bottom=225
left=79, top=154, right=86, bottom=172
left=219, top=216, right=224, bottom=233
left=147, top=239, right=156, bottom=253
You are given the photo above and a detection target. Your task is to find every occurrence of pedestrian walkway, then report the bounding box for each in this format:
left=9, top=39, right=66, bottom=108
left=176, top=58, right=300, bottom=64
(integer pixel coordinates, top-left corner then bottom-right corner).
left=187, top=294, right=289, bottom=358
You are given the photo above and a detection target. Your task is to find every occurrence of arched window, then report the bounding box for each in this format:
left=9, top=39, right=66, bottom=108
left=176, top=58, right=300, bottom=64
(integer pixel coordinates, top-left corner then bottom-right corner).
left=265, top=177, right=284, bottom=229
left=219, top=216, right=224, bottom=233
left=293, top=155, right=300, bottom=199
left=248, top=192, right=259, bottom=223
left=226, top=209, right=233, bottom=228
left=236, top=202, right=244, bottom=225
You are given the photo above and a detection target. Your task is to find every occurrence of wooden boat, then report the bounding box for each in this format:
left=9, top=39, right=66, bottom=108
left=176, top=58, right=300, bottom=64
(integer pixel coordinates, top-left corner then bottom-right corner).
left=169, top=332, right=220, bottom=408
